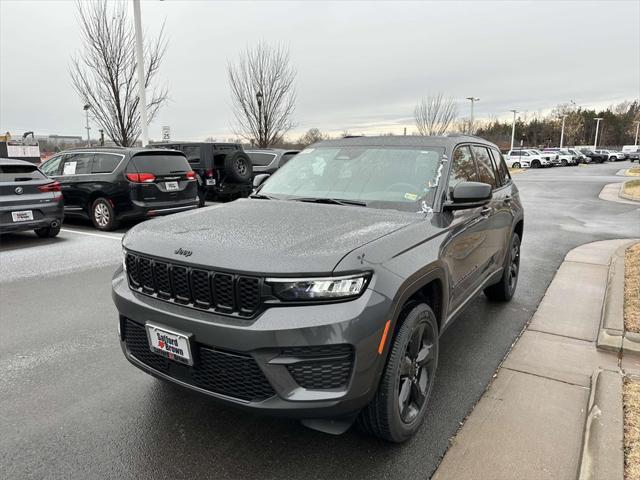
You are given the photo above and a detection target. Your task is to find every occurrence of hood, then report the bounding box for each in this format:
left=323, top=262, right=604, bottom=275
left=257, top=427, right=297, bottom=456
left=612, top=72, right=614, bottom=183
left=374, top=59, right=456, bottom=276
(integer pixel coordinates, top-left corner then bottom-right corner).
left=123, top=199, right=420, bottom=275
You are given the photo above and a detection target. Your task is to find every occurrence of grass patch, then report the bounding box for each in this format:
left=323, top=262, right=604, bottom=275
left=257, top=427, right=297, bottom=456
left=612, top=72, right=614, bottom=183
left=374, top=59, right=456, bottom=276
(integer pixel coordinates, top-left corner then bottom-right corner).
left=626, top=243, right=640, bottom=334
left=627, top=167, right=640, bottom=177
left=508, top=168, right=526, bottom=175
left=624, top=377, right=640, bottom=480
left=623, top=180, right=640, bottom=200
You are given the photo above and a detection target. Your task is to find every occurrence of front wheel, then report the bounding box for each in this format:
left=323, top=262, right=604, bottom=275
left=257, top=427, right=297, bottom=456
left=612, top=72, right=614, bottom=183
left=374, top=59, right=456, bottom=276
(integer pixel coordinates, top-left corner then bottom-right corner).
left=90, top=197, right=118, bottom=231
left=358, top=303, right=438, bottom=442
left=561, top=159, right=568, bottom=166
left=531, top=160, right=541, bottom=169
left=484, top=232, right=521, bottom=302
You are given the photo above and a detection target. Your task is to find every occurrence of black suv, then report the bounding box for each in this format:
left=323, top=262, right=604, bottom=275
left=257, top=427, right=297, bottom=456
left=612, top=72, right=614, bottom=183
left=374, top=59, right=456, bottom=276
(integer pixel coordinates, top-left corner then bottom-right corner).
left=245, top=148, right=300, bottom=176
left=113, top=135, right=524, bottom=442
left=160, top=143, right=253, bottom=205
left=41, top=147, right=198, bottom=231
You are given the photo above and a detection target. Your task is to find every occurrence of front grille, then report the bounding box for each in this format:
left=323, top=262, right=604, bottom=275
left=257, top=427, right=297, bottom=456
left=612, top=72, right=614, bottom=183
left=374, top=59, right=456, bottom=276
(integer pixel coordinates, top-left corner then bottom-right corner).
left=125, top=253, right=261, bottom=317
left=123, top=319, right=275, bottom=402
left=282, top=344, right=354, bottom=390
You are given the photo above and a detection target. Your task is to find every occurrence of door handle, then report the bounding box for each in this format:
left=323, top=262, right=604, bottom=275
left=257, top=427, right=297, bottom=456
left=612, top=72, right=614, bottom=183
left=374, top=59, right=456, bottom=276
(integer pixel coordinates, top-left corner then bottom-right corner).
left=480, top=206, right=492, bottom=216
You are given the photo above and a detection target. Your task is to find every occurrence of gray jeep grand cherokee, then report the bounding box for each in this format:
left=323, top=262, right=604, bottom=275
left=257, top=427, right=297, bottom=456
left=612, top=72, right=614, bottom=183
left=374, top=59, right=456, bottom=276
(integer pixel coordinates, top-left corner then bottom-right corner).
left=112, top=135, right=524, bottom=442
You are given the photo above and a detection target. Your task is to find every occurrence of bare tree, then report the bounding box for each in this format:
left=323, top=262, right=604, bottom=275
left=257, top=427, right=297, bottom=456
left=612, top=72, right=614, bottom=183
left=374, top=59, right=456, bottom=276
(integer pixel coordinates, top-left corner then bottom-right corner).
left=298, top=128, right=325, bottom=147
left=228, top=42, right=296, bottom=148
left=414, top=94, right=458, bottom=136
left=70, top=1, right=168, bottom=147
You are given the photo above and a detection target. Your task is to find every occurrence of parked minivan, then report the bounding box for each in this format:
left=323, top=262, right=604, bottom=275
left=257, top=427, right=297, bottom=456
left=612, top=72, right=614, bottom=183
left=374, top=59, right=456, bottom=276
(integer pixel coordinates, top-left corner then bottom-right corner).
left=40, top=147, right=198, bottom=231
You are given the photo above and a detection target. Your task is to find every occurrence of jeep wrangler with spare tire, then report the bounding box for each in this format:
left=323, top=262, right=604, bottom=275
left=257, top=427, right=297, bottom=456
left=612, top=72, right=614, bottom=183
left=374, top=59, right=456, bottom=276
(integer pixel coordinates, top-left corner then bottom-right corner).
left=113, top=135, right=524, bottom=442
left=159, top=142, right=253, bottom=206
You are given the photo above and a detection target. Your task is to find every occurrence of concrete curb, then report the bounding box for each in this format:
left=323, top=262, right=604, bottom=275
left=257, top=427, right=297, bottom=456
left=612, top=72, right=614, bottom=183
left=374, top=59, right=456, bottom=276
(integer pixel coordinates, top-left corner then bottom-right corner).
left=597, top=241, right=640, bottom=355
left=577, top=369, right=624, bottom=480
left=598, top=182, right=640, bottom=205
left=619, top=180, right=640, bottom=202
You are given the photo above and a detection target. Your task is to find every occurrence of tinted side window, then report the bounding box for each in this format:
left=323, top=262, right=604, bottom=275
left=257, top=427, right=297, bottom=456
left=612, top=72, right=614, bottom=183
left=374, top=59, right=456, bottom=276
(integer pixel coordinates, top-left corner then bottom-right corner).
left=448, top=146, right=478, bottom=192
left=491, top=149, right=511, bottom=185
left=181, top=146, right=201, bottom=163
left=471, top=146, right=497, bottom=188
left=129, top=153, right=190, bottom=174
left=61, top=153, right=93, bottom=175
left=92, top=153, right=121, bottom=173
left=280, top=152, right=298, bottom=166
left=41, top=155, right=63, bottom=175
left=247, top=152, right=277, bottom=167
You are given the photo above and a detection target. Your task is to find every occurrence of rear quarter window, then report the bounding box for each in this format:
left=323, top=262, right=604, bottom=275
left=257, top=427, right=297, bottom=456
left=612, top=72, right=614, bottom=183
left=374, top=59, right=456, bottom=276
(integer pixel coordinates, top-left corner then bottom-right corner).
left=128, top=154, right=190, bottom=175
left=0, top=164, right=46, bottom=181
left=247, top=152, right=277, bottom=166
left=91, top=153, right=122, bottom=173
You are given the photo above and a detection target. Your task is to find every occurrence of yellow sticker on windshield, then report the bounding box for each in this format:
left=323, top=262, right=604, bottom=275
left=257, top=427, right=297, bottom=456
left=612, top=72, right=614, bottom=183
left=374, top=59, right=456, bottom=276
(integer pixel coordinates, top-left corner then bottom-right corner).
left=404, top=193, right=417, bottom=201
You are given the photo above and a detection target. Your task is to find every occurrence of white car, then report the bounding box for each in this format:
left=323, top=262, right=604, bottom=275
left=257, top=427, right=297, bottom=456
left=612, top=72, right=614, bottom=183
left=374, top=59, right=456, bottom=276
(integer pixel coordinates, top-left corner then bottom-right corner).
left=504, top=149, right=551, bottom=168
left=622, top=145, right=640, bottom=162
left=542, top=149, right=577, bottom=166
left=594, top=149, right=620, bottom=161
left=566, top=148, right=588, bottom=164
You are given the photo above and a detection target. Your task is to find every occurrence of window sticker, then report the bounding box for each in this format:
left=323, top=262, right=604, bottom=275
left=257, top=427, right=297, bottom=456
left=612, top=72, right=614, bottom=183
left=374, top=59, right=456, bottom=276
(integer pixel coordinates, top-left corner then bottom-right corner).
left=63, top=161, right=77, bottom=175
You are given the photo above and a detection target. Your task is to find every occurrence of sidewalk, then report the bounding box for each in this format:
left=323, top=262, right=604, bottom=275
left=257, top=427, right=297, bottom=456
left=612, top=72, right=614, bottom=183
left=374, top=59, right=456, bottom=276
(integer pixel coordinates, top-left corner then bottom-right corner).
left=432, top=239, right=639, bottom=480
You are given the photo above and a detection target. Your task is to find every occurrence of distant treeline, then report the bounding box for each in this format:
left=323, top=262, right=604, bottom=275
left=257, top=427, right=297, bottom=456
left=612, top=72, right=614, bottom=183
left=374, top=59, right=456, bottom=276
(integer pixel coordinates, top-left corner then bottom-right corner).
left=475, top=100, right=639, bottom=150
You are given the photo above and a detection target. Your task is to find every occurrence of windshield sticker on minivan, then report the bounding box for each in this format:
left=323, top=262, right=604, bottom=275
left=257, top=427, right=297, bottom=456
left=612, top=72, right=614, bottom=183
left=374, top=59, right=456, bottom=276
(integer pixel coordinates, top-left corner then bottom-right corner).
left=63, top=161, right=77, bottom=175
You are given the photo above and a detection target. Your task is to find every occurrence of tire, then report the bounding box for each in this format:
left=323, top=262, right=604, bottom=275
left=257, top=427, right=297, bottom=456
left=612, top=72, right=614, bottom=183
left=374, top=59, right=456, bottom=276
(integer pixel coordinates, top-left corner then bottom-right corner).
left=484, top=232, right=521, bottom=302
left=561, top=159, right=568, bottom=167
left=358, top=303, right=439, bottom=443
left=90, top=197, right=118, bottom=231
left=531, top=160, right=541, bottom=169
left=34, top=223, right=61, bottom=238
left=513, top=162, right=521, bottom=169
left=224, top=151, right=253, bottom=184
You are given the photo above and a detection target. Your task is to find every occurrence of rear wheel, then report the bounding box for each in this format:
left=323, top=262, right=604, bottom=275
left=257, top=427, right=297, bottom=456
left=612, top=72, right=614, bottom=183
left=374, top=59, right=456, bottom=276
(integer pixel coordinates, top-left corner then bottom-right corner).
left=358, top=303, right=438, bottom=442
left=512, top=162, right=521, bottom=169
left=91, top=197, right=118, bottom=231
left=484, top=232, right=521, bottom=301
left=34, top=223, right=61, bottom=238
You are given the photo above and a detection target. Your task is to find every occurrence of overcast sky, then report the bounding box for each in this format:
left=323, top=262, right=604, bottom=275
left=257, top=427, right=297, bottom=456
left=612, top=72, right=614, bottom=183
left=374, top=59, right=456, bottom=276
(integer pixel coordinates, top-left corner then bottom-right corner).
left=1, top=0, right=639, bottom=141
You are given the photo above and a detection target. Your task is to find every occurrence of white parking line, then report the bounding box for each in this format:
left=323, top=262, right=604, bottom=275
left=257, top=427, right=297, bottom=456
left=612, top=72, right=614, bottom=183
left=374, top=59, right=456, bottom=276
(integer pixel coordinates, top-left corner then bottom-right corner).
left=60, top=228, right=123, bottom=240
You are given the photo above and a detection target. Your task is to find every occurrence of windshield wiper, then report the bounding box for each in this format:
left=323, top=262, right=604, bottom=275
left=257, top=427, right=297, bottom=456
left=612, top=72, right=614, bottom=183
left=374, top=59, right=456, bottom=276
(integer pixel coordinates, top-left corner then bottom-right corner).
left=289, top=197, right=367, bottom=207
left=249, top=193, right=277, bottom=200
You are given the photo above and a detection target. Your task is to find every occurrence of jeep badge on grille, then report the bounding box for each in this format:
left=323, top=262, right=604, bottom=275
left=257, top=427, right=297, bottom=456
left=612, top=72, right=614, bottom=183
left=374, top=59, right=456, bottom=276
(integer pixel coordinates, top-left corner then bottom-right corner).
left=174, top=248, right=193, bottom=257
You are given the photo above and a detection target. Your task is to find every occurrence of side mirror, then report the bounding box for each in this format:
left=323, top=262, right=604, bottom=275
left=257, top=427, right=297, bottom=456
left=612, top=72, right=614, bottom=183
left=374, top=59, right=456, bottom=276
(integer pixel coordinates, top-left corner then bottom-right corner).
left=253, top=173, right=270, bottom=188
left=444, top=181, right=492, bottom=210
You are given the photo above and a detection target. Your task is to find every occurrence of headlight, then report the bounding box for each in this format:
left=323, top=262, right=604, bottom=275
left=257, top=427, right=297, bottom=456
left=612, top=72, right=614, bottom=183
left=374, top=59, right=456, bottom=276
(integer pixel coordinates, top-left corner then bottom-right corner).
left=122, top=249, right=127, bottom=271
left=266, top=273, right=371, bottom=301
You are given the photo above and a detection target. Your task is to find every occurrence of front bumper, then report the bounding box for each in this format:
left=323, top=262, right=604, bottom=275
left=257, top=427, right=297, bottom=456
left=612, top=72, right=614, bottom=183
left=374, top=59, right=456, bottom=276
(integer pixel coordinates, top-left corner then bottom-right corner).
left=112, top=267, right=391, bottom=418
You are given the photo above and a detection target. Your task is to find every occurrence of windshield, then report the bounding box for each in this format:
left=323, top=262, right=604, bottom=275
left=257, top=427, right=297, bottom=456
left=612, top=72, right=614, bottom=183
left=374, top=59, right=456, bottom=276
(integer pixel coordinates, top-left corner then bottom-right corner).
left=259, top=146, right=444, bottom=211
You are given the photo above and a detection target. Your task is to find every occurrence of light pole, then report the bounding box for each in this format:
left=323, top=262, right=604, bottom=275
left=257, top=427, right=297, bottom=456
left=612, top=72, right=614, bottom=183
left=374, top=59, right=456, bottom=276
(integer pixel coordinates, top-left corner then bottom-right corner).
left=256, top=91, right=263, bottom=147
left=634, top=121, right=640, bottom=146
left=133, top=0, right=148, bottom=147
left=509, top=110, right=517, bottom=150
left=559, top=114, right=567, bottom=148
left=593, top=117, right=603, bottom=150
left=466, top=97, right=479, bottom=134
left=83, top=104, right=91, bottom=146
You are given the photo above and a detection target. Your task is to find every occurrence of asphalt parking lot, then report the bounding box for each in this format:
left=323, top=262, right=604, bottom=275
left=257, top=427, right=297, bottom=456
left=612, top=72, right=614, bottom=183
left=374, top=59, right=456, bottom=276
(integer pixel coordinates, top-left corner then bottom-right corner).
left=1, top=162, right=639, bottom=480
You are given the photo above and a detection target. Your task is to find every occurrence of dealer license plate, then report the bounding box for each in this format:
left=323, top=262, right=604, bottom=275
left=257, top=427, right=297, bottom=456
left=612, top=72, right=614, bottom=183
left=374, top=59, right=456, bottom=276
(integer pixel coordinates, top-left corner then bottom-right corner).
left=165, top=181, right=179, bottom=191
left=145, top=323, right=193, bottom=365
left=205, top=178, right=216, bottom=186
left=12, top=210, right=34, bottom=222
